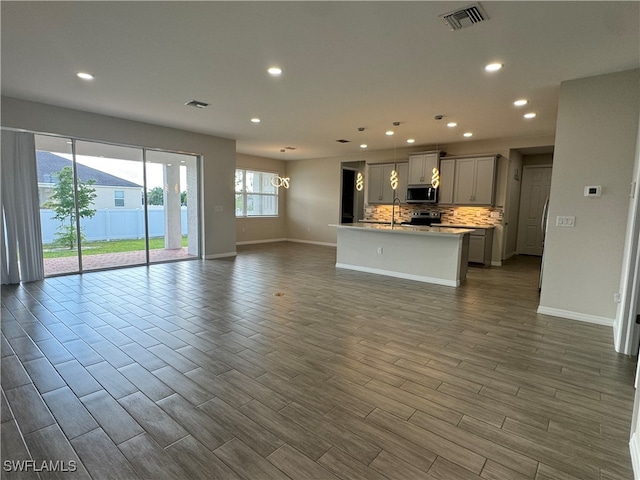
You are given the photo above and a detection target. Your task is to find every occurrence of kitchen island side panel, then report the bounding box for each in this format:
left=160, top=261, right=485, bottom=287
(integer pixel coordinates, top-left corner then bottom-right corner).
left=334, top=228, right=469, bottom=286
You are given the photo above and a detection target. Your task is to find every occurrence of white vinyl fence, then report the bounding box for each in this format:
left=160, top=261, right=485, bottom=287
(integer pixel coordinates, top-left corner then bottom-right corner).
left=40, top=207, right=187, bottom=244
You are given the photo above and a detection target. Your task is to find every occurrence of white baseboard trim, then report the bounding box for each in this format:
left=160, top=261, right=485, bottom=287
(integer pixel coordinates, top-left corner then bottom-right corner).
left=236, top=238, right=287, bottom=246
left=335, top=263, right=459, bottom=287
left=491, top=260, right=503, bottom=267
left=536, top=305, right=615, bottom=327
left=613, top=320, right=623, bottom=354
left=629, top=434, right=640, bottom=480
left=204, top=251, right=237, bottom=259
left=287, top=238, right=337, bottom=247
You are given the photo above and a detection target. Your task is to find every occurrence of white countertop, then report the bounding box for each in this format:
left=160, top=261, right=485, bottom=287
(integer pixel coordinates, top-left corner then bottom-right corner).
left=330, top=223, right=474, bottom=236
left=434, top=223, right=496, bottom=229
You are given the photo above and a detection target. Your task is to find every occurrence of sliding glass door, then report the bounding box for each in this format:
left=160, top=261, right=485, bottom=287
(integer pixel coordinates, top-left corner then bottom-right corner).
left=145, top=150, right=199, bottom=264
left=74, top=141, right=147, bottom=271
left=35, top=134, right=200, bottom=276
left=36, top=135, right=80, bottom=275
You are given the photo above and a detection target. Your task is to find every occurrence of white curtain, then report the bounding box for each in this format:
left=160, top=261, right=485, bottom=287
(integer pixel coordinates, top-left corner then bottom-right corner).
left=1, top=130, right=44, bottom=284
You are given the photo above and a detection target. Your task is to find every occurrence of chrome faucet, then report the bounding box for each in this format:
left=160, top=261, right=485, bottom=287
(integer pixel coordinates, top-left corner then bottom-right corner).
left=391, top=196, right=402, bottom=228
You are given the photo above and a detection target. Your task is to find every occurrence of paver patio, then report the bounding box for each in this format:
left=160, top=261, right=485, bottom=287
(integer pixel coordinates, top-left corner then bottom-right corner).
left=44, top=247, right=196, bottom=276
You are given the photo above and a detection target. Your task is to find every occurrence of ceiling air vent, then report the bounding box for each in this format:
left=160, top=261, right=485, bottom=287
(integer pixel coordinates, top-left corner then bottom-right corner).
left=439, top=3, right=488, bottom=31
left=336, top=139, right=350, bottom=143
left=184, top=100, right=210, bottom=109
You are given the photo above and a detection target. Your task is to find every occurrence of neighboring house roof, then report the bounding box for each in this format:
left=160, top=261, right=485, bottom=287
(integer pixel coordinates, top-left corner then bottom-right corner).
left=37, top=151, right=142, bottom=188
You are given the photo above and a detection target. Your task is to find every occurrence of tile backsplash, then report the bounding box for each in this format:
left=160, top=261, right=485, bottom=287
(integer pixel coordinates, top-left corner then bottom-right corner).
left=364, top=204, right=503, bottom=226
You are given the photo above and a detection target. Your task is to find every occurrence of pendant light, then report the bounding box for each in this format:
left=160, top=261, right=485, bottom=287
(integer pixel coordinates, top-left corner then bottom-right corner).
left=432, top=116, right=442, bottom=188
left=271, top=149, right=291, bottom=188
left=356, top=127, right=366, bottom=191
left=390, top=122, right=400, bottom=193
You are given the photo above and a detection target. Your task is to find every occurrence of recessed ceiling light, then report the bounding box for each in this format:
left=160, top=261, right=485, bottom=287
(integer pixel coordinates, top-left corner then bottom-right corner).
left=77, top=72, right=94, bottom=80
left=447, top=122, right=457, bottom=128
left=268, top=67, right=282, bottom=76
left=360, top=144, right=368, bottom=149
left=251, top=118, right=261, bottom=123
left=524, top=112, right=537, bottom=119
left=406, top=139, right=415, bottom=144
left=385, top=130, right=394, bottom=136
left=484, top=63, right=503, bottom=72
left=513, top=99, right=528, bottom=107
left=463, top=132, right=473, bottom=137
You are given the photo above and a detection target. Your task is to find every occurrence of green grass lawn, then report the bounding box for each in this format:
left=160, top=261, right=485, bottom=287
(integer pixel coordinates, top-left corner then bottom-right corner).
left=43, top=236, right=188, bottom=258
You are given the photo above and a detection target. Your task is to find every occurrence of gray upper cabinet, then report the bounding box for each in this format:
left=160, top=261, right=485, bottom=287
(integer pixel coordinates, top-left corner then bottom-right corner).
left=408, top=153, right=439, bottom=185
left=367, top=162, right=408, bottom=204
left=396, top=162, right=409, bottom=203
left=438, top=155, right=498, bottom=205
left=437, top=158, right=456, bottom=204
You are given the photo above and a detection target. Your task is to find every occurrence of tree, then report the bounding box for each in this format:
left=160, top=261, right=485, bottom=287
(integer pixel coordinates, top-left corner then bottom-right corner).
left=181, top=190, right=187, bottom=206
left=147, top=186, right=164, bottom=205
left=43, top=167, right=97, bottom=249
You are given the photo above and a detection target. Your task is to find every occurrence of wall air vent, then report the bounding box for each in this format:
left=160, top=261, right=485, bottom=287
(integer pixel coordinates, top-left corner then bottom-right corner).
left=336, top=139, right=350, bottom=143
left=284, top=146, right=297, bottom=150
left=439, top=3, right=488, bottom=31
left=184, top=100, right=210, bottom=108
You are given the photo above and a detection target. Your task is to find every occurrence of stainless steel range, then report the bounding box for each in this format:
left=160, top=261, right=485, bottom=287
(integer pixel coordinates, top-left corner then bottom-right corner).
left=404, top=211, right=441, bottom=226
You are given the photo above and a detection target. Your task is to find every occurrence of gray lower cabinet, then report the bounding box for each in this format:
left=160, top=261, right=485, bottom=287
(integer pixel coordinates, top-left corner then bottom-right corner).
left=467, top=228, right=494, bottom=265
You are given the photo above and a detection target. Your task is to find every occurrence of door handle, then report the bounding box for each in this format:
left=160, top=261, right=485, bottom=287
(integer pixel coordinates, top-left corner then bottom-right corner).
left=541, top=198, right=549, bottom=232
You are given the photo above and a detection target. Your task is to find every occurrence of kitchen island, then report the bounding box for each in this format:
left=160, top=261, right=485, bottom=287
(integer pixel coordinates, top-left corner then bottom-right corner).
left=330, top=223, right=473, bottom=287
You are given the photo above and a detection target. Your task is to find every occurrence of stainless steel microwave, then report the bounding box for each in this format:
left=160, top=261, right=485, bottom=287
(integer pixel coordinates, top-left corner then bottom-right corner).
left=406, top=185, right=438, bottom=203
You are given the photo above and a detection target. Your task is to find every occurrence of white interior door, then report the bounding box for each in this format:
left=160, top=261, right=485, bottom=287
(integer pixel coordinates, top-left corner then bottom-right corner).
left=517, top=166, right=552, bottom=256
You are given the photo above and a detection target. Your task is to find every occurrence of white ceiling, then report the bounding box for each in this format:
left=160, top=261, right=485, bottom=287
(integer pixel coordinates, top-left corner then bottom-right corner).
left=2, top=1, right=638, bottom=160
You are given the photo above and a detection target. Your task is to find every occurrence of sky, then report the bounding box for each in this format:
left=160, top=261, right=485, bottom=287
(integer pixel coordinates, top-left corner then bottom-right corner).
left=60, top=154, right=187, bottom=190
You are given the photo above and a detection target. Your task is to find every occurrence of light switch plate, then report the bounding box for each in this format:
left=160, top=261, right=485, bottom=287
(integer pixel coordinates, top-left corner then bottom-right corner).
left=556, top=216, right=575, bottom=227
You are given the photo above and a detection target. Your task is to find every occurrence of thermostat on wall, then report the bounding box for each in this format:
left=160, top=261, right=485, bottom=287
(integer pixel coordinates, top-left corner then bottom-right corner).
left=584, top=185, right=602, bottom=197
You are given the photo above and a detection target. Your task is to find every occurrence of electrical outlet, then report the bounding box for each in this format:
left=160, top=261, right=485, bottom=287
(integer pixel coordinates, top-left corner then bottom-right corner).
left=614, top=293, right=621, bottom=303
left=490, top=211, right=501, bottom=218
left=377, top=247, right=383, bottom=254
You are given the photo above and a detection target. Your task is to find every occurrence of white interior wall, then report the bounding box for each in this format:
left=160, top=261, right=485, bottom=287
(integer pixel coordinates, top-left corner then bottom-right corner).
left=539, top=69, right=640, bottom=325
left=1, top=96, right=237, bottom=258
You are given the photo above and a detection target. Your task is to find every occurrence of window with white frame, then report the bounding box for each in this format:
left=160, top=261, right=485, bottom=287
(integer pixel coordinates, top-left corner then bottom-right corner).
left=114, top=190, right=125, bottom=207
left=235, top=169, right=279, bottom=217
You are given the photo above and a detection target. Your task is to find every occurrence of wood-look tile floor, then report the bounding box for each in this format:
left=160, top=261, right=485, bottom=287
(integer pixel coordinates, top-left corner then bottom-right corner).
left=1, top=241, right=636, bottom=480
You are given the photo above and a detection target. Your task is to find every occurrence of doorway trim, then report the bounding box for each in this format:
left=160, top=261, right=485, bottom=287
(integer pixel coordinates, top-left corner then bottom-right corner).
left=339, top=161, right=365, bottom=226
